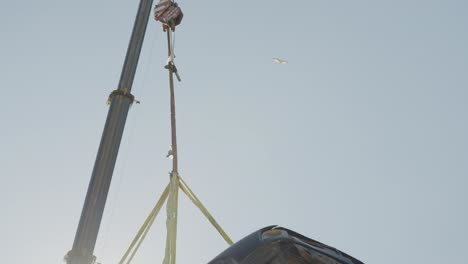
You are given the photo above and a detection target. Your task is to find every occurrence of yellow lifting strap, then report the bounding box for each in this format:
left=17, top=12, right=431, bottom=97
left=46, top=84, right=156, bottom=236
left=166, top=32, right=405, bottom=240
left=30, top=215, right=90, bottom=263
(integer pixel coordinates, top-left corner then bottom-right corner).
left=119, top=184, right=170, bottom=264
left=178, top=176, right=234, bottom=246
left=163, top=172, right=180, bottom=264
left=119, top=175, right=233, bottom=264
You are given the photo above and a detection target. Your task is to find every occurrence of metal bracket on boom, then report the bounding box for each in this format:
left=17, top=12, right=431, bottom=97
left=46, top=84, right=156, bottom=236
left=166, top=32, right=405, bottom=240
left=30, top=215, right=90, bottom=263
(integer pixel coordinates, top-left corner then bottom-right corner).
left=165, top=62, right=181, bottom=82
left=107, top=89, right=140, bottom=105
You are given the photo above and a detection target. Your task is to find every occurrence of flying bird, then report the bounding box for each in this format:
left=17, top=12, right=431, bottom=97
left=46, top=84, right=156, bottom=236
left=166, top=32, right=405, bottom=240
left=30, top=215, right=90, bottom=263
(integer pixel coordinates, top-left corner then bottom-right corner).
left=273, top=57, right=288, bottom=64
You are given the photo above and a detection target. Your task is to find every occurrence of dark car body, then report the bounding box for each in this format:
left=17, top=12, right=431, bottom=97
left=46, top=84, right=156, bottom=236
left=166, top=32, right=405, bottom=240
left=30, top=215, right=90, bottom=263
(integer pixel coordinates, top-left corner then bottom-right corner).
left=208, top=226, right=363, bottom=264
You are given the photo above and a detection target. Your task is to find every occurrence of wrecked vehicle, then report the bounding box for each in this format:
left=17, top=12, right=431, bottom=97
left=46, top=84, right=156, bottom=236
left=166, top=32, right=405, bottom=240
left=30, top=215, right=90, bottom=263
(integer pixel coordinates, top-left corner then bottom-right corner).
left=209, top=226, right=364, bottom=264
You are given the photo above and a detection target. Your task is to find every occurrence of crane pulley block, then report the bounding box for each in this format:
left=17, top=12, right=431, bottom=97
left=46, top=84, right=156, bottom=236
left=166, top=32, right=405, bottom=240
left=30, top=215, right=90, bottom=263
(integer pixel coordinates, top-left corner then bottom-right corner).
left=154, top=0, right=183, bottom=30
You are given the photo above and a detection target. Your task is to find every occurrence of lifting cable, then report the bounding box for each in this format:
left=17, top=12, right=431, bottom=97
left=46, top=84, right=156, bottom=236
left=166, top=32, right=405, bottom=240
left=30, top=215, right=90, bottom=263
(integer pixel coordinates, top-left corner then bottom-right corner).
left=119, top=2, right=233, bottom=263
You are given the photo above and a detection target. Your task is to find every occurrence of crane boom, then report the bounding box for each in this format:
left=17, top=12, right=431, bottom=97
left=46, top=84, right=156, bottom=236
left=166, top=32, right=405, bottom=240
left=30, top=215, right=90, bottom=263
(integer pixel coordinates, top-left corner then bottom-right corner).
left=65, top=1, right=155, bottom=263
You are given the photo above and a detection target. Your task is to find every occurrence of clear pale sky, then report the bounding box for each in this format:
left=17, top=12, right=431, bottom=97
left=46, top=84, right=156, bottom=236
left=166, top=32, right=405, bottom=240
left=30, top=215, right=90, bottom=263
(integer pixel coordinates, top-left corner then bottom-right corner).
left=1, top=0, right=467, bottom=263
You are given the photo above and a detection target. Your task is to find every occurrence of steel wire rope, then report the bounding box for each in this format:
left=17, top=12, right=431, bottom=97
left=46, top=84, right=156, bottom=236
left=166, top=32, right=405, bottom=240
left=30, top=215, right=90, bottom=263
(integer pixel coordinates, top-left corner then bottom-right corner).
left=119, top=27, right=179, bottom=264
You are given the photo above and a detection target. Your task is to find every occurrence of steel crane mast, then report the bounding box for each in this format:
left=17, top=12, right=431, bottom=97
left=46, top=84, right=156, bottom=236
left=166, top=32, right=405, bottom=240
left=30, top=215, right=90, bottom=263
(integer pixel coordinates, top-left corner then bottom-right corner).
left=65, top=1, right=155, bottom=263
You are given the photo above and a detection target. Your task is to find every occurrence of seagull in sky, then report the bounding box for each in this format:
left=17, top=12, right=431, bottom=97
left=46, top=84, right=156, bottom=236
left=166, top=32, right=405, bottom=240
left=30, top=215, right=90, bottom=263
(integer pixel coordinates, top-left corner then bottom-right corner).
left=273, top=57, right=288, bottom=64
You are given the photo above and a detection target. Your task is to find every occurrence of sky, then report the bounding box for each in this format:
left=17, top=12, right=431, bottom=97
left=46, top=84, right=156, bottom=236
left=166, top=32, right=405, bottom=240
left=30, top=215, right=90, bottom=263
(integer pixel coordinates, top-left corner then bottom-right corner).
left=1, top=0, right=467, bottom=263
